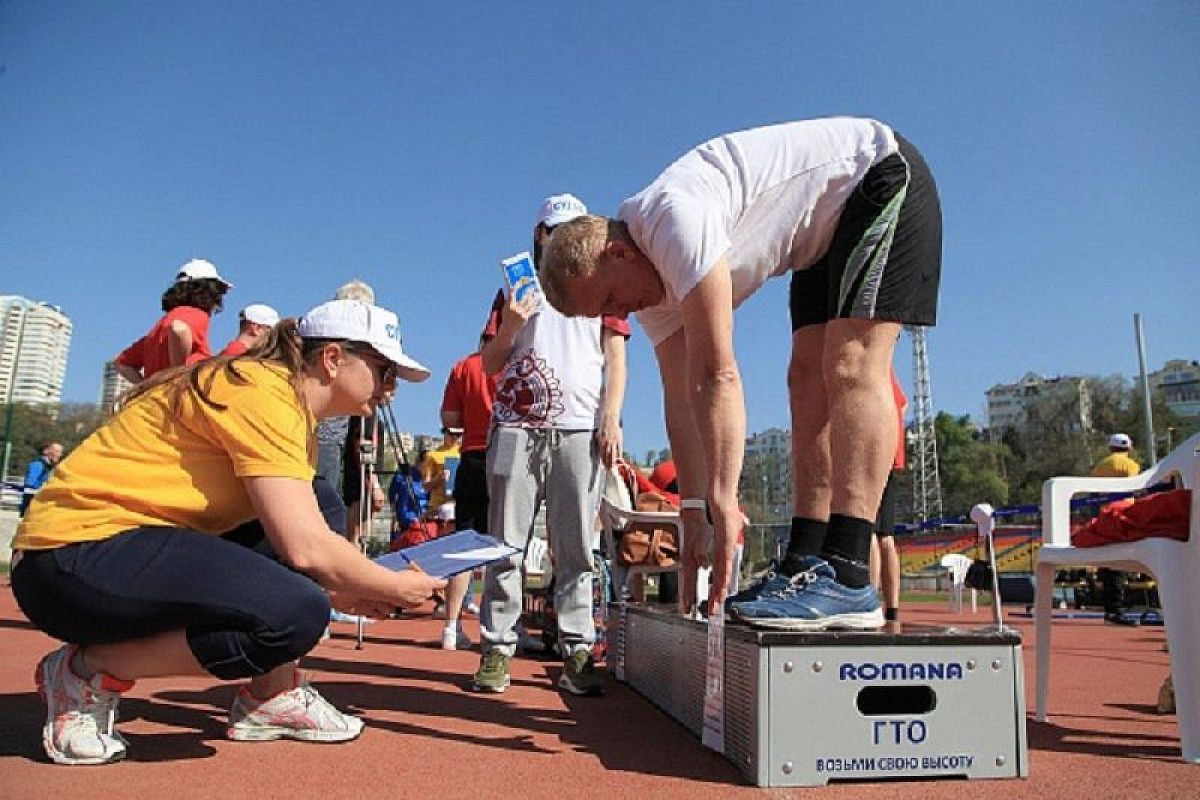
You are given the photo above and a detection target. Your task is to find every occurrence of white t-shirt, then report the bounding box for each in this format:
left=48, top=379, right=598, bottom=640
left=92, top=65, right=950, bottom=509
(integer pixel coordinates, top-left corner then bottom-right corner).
left=492, top=303, right=606, bottom=430
left=619, top=117, right=899, bottom=346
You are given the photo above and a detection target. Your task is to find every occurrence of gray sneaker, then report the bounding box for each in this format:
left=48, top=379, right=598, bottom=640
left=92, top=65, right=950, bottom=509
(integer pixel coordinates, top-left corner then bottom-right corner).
left=558, top=648, right=604, bottom=696
left=471, top=649, right=511, bottom=693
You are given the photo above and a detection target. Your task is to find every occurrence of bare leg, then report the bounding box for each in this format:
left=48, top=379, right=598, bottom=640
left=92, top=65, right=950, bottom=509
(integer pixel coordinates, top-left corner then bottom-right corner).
left=81, top=630, right=296, bottom=699
left=822, top=319, right=902, bottom=521
left=444, top=572, right=471, bottom=626
left=880, top=535, right=901, bottom=612
left=788, top=326, right=831, bottom=521
left=869, top=535, right=882, bottom=587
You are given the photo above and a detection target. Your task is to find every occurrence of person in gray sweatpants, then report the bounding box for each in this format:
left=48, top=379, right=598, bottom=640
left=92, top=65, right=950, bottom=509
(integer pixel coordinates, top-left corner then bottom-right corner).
left=472, top=193, right=630, bottom=695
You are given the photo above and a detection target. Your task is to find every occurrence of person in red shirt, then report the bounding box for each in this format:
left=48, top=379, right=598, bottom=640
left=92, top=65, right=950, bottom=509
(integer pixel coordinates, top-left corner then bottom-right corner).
left=115, top=258, right=232, bottom=384
left=870, top=370, right=907, bottom=622
left=219, top=304, right=280, bottom=357
left=436, top=335, right=498, bottom=650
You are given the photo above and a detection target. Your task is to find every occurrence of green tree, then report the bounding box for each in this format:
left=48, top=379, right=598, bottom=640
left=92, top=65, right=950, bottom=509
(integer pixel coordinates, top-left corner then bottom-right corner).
left=934, top=412, right=1010, bottom=518
left=1, top=402, right=107, bottom=478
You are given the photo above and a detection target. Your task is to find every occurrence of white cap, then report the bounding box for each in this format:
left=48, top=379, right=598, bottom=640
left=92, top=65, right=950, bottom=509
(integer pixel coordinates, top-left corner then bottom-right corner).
left=536, top=193, right=588, bottom=228
left=436, top=502, right=456, bottom=522
left=239, top=303, right=280, bottom=326
left=297, top=299, right=430, bottom=383
left=175, top=258, right=233, bottom=288
left=1109, top=433, right=1132, bottom=450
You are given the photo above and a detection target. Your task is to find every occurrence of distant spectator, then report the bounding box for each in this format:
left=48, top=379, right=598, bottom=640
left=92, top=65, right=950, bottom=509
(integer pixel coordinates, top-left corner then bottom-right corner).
left=1092, top=433, right=1141, bottom=478
left=438, top=338, right=498, bottom=650
left=315, top=280, right=377, bottom=496
left=114, top=258, right=232, bottom=384
left=1091, top=433, right=1142, bottom=621
left=219, top=304, right=280, bottom=357
left=870, top=370, right=907, bottom=623
left=20, top=442, right=64, bottom=516
left=389, top=463, right=429, bottom=532
left=420, top=428, right=462, bottom=512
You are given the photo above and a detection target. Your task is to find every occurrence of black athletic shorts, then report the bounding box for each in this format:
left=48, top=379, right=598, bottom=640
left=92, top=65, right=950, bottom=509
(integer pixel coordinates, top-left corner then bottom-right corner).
left=875, top=471, right=899, bottom=537
left=790, top=133, right=942, bottom=330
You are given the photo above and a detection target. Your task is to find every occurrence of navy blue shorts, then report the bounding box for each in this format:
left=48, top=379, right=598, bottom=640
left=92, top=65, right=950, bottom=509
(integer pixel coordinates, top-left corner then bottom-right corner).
left=11, top=478, right=345, bottom=681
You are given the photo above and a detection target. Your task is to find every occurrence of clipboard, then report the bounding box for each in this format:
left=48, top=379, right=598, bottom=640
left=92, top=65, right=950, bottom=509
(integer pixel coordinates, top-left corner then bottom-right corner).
left=373, top=529, right=520, bottom=579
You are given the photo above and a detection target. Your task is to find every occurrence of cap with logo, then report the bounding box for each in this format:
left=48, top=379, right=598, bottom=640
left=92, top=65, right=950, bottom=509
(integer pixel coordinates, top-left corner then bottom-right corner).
left=1108, top=433, right=1133, bottom=450
left=297, top=299, right=430, bottom=383
left=536, top=193, right=588, bottom=228
left=239, top=303, right=280, bottom=327
left=175, top=258, right=234, bottom=289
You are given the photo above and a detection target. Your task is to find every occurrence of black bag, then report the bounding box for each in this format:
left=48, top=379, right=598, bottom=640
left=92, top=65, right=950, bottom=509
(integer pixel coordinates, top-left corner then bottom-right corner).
left=964, top=526, right=995, bottom=591
left=964, top=559, right=994, bottom=591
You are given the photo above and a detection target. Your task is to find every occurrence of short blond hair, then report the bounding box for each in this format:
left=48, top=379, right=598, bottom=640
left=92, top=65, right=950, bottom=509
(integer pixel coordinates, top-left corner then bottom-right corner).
left=334, top=279, right=375, bottom=303
left=541, top=214, right=613, bottom=315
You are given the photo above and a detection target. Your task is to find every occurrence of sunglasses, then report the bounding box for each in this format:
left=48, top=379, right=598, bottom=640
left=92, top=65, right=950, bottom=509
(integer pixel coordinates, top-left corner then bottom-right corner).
left=343, top=343, right=398, bottom=385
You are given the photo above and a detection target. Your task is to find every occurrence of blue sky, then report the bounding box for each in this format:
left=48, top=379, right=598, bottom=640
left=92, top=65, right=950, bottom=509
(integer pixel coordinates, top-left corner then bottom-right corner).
left=2, top=1, right=1197, bottom=458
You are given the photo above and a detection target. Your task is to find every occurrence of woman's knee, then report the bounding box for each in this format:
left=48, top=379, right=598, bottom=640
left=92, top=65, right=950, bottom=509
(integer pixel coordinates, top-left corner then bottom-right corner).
left=200, top=583, right=331, bottom=679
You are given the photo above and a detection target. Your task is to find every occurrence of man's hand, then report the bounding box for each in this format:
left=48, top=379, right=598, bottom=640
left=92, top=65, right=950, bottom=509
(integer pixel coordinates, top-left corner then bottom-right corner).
left=502, top=291, right=538, bottom=331
left=596, top=412, right=623, bottom=468
left=705, top=502, right=743, bottom=612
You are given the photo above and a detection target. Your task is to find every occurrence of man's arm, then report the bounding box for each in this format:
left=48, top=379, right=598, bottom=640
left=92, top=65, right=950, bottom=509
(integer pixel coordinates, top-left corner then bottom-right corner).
left=597, top=327, right=627, bottom=467
left=480, top=292, right=537, bottom=375
left=113, top=362, right=144, bottom=386
left=654, top=328, right=711, bottom=612
left=166, top=319, right=194, bottom=368
left=678, top=257, right=745, bottom=608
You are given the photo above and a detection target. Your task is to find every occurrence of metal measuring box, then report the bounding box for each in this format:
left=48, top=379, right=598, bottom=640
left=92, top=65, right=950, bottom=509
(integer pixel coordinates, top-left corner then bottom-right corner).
left=610, top=604, right=1028, bottom=787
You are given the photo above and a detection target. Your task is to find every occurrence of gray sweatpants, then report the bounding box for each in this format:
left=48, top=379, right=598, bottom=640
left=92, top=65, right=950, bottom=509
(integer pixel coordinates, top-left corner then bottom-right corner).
left=481, top=426, right=601, bottom=657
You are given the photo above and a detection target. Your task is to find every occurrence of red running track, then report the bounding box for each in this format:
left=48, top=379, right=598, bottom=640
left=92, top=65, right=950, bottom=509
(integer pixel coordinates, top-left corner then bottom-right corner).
left=0, top=589, right=1192, bottom=799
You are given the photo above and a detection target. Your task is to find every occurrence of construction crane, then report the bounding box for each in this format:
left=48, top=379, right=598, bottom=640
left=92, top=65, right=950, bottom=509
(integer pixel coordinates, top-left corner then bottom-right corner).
left=907, top=325, right=943, bottom=525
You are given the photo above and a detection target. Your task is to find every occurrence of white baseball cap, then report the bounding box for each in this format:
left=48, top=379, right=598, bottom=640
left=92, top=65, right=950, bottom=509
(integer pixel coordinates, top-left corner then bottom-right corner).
left=298, top=299, right=430, bottom=383
left=1109, top=433, right=1133, bottom=450
left=175, top=258, right=233, bottom=288
left=536, top=193, right=588, bottom=228
left=240, top=303, right=280, bottom=326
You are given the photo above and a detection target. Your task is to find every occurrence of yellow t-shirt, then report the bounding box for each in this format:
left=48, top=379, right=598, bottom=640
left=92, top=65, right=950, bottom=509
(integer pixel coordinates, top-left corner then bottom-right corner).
left=1091, top=452, right=1141, bottom=478
left=15, top=361, right=315, bottom=550
left=420, top=444, right=461, bottom=509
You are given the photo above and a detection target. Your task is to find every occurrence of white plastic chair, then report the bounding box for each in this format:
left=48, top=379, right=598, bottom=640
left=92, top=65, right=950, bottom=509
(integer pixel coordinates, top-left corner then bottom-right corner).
left=523, top=535, right=550, bottom=580
left=1034, top=432, right=1200, bottom=763
left=939, top=553, right=977, bottom=613
left=598, top=495, right=685, bottom=603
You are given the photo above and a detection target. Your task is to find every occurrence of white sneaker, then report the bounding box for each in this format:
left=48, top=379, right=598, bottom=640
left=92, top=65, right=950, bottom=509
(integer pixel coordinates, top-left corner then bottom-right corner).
left=441, top=626, right=472, bottom=651
left=329, top=610, right=373, bottom=625
left=227, top=675, right=364, bottom=743
left=463, top=601, right=480, bottom=616
left=35, top=645, right=132, bottom=765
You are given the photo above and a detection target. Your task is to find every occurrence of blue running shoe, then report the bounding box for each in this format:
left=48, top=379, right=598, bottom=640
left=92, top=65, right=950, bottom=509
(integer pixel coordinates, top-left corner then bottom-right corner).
left=730, top=557, right=883, bottom=630
left=722, top=561, right=791, bottom=611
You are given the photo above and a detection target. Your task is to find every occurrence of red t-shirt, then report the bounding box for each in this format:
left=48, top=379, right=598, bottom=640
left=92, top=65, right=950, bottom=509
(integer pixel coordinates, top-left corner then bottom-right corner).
left=891, top=370, right=908, bottom=471
left=116, top=306, right=212, bottom=379
left=441, top=352, right=497, bottom=453
left=219, top=339, right=249, bottom=357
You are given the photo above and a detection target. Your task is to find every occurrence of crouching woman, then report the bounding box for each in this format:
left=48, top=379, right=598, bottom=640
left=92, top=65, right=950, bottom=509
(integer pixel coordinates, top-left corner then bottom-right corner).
left=10, top=298, right=445, bottom=765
